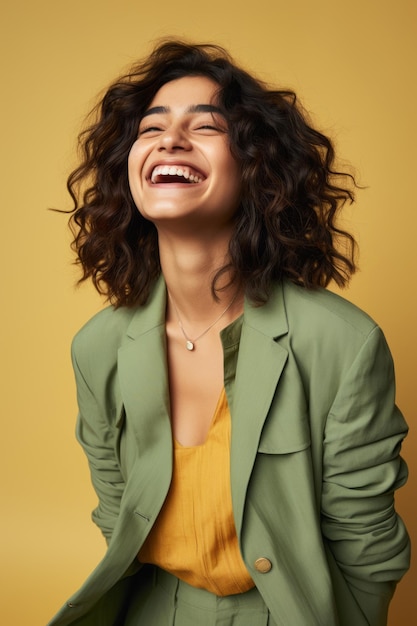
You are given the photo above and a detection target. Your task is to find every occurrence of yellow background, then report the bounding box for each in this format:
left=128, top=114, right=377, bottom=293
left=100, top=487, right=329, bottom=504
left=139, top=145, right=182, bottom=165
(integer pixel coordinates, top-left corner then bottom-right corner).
left=1, top=1, right=415, bottom=624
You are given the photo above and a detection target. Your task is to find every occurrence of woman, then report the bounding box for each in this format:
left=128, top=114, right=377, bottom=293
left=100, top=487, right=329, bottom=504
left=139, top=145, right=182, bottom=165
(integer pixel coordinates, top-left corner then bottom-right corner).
left=49, top=40, right=410, bottom=626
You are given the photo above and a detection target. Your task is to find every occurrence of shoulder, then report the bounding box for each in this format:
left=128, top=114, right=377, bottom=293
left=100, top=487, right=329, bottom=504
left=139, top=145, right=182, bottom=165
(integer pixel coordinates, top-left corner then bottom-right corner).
left=281, top=281, right=377, bottom=339
left=278, top=282, right=389, bottom=379
left=71, top=305, right=137, bottom=369
left=71, top=277, right=166, bottom=379
left=278, top=283, right=396, bottom=407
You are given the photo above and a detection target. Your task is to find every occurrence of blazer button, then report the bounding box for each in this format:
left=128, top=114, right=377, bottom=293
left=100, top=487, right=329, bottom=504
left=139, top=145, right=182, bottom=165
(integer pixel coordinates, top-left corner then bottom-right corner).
left=254, top=557, right=272, bottom=573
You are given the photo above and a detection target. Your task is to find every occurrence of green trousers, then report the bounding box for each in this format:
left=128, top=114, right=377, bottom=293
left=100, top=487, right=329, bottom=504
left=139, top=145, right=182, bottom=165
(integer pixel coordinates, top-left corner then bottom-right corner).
left=125, top=567, right=276, bottom=626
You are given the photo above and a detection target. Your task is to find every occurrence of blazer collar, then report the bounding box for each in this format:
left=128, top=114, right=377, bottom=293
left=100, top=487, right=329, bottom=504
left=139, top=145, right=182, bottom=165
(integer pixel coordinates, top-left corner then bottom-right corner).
left=125, top=276, right=167, bottom=340
left=229, top=283, right=289, bottom=538
left=118, top=276, right=170, bottom=456
left=119, top=278, right=290, bottom=539
left=242, top=281, right=288, bottom=340
left=124, top=276, right=289, bottom=342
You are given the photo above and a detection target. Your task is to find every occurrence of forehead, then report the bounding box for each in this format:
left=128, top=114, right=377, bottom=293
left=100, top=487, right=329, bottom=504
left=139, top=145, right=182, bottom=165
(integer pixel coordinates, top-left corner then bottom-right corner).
left=148, top=75, right=221, bottom=110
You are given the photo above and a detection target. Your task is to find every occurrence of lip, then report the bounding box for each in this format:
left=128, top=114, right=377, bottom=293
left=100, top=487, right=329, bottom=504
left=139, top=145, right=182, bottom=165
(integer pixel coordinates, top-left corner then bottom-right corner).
left=145, top=160, right=207, bottom=182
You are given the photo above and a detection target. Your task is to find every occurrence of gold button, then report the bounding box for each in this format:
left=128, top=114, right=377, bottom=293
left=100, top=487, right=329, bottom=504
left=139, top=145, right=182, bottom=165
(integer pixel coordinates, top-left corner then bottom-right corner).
left=254, top=557, right=272, bottom=573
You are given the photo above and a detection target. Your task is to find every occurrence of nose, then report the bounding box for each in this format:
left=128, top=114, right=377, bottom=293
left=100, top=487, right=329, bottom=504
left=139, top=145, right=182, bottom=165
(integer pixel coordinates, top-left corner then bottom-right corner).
left=158, top=125, right=191, bottom=152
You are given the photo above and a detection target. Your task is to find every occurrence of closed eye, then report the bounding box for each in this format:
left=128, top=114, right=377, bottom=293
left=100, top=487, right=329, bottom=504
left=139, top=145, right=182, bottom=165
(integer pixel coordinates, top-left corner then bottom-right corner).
left=138, top=126, right=163, bottom=136
left=194, top=124, right=226, bottom=134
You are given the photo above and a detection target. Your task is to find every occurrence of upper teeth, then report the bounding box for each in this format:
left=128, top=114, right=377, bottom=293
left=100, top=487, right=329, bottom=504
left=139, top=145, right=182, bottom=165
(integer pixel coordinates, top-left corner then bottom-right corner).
left=151, top=165, right=203, bottom=183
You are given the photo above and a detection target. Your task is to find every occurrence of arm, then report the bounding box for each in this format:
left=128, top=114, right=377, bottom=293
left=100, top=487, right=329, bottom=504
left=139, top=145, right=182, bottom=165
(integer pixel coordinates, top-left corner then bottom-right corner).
left=72, top=342, right=126, bottom=544
left=322, top=326, right=410, bottom=626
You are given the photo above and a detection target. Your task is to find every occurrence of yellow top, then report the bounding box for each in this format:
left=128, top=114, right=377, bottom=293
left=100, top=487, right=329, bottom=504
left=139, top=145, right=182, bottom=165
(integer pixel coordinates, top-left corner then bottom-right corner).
left=138, top=388, right=254, bottom=596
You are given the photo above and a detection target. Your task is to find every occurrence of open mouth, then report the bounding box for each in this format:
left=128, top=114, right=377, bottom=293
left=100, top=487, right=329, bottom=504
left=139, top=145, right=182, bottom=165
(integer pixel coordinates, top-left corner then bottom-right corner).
left=150, top=165, right=205, bottom=184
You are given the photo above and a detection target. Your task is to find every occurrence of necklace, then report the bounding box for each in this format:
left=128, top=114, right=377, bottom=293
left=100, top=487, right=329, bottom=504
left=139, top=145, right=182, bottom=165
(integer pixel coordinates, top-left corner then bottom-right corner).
left=170, top=293, right=238, bottom=351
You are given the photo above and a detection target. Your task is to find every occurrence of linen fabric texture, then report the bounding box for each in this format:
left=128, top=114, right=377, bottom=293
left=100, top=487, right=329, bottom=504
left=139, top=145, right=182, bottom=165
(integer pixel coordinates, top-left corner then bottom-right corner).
left=48, top=279, right=410, bottom=626
left=124, top=566, right=274, bottom=626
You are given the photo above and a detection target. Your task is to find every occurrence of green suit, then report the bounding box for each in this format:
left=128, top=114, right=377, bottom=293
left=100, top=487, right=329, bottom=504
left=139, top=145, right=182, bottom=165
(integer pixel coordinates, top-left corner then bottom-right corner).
left=48, top=279, right=410, bottom=626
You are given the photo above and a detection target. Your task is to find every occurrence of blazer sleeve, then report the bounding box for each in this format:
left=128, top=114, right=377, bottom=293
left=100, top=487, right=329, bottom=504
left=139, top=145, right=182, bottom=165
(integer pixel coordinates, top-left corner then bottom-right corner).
left=72, top=341, right=126, bottom=544
left=321, top=325, right=410, bottom=626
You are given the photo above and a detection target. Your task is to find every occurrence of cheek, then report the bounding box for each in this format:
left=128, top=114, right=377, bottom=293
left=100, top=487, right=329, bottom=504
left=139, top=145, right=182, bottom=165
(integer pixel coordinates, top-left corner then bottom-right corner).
left=128, top=140, right=149, bottom=174
left=127, top=148, right=136, bottom=184
left=220, top=155, right=241, bottom=199
left=127, top=164, right=138, bottom=206
left=128, top=143, right=140, bottom=172
left=216, top=142, right=240, bottom=187
left=127, top=144, right=147, bottom=200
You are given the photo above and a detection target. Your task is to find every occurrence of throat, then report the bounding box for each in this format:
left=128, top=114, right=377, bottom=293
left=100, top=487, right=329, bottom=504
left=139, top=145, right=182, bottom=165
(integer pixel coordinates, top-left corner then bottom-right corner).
left=155, top=174, right=192, bottom=184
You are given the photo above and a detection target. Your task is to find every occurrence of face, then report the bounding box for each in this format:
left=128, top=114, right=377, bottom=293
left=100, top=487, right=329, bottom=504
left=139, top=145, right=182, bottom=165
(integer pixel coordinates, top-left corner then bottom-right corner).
left=128, top=75, right=241, bottom=234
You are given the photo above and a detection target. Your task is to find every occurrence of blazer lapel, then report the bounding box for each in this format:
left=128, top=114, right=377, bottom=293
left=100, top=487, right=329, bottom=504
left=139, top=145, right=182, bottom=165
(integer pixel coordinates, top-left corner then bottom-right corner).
left=116, top=278, right=289, bottom=538
left=117, top=277, right=171, bottom=451
left=117, top=278, right=173, bottom=517
left=230, top=283, right=289, bottom=539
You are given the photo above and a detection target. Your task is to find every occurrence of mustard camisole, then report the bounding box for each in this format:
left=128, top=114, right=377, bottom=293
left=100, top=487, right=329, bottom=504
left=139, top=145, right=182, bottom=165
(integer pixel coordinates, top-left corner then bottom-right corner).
left=138, top=388, right=254, bottom=596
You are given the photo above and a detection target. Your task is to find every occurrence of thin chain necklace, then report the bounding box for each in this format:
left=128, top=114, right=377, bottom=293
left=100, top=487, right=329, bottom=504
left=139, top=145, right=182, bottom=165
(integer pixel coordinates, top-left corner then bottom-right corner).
left=169, top=292, right=238, bottom=351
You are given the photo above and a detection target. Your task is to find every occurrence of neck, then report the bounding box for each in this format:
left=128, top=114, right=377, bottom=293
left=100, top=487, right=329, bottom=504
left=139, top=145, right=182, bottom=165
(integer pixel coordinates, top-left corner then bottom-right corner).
left=157, top=230, right=244, bottom=343
left=159, top=229, right=236, bottom=313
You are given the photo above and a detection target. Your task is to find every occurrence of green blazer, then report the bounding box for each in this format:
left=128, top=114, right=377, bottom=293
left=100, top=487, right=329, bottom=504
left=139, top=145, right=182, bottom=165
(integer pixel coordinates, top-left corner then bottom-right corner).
left=48, top=279, right=410, bottom=626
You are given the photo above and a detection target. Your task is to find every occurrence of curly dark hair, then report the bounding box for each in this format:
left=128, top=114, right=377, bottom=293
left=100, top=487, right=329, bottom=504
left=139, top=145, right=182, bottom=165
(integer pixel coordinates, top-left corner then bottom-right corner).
left=66, top=39, right=357, bottom=307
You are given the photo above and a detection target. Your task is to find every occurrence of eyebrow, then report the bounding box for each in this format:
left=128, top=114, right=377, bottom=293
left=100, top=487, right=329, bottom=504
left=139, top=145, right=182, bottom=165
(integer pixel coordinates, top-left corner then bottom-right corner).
left=141, top=104, right=224, bottom=118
